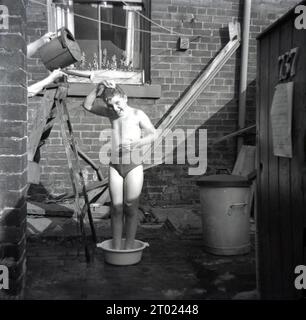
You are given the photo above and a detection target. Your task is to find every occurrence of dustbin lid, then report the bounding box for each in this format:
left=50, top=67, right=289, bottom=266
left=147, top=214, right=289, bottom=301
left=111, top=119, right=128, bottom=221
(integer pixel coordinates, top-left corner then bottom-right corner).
left=196, top=174, right=250, bottom=187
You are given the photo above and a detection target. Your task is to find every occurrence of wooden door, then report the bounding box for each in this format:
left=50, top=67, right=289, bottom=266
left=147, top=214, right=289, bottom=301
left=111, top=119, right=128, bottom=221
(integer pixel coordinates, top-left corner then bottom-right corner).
left=257, top=17, right=306, bottom=299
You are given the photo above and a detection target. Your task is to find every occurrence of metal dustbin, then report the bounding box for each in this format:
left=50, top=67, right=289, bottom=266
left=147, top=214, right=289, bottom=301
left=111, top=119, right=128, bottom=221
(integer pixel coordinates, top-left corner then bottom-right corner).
left=196, top=174, right=251, bottom=256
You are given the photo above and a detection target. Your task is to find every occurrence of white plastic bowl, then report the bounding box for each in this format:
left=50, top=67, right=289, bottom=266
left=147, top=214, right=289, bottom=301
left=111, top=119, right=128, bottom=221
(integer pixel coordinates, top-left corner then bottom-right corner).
left=97, top=239, right=149, bottom=266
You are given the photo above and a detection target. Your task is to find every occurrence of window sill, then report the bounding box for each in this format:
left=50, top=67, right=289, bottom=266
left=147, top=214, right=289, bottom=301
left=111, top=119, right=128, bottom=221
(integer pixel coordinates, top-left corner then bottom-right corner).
left=67, top=83, right=161, bottom=99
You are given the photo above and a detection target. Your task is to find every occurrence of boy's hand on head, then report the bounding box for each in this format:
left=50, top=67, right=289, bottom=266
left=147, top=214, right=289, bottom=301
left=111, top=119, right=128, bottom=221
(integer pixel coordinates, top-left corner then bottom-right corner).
left=95, top=80, right=116, bottom=95
left=96, top=82, right=105, bottom=96
left=102, top=80, right=116, bottom=88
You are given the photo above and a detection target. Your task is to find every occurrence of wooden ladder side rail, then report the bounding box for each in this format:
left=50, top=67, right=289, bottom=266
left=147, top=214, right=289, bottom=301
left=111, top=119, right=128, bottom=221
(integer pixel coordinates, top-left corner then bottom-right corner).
left=142, top=22, right=241, bottom=163
left=61, top=98, right=97, bottom=245
left=28, top=88, right=57, bottom=162
left=42, top=118, right=57, bottom=134
left=55, top=84, right=96, bottom=262
left=76, top=145, right=104, bottom=181
left=56, top=97, right=90, bottom=262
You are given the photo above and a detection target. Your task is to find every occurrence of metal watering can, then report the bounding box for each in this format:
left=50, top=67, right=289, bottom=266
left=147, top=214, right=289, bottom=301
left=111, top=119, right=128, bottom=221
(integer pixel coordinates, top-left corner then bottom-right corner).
left=39, top=27, right=82, bottom=71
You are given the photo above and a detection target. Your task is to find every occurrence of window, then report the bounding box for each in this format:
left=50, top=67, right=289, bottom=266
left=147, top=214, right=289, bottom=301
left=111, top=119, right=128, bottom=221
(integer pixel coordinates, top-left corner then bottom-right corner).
left=47, top=0, right=151, bottom=84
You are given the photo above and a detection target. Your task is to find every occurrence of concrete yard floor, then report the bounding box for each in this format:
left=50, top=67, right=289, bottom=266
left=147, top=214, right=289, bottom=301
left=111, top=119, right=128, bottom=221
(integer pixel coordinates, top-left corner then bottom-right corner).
left=24, top=206, right=257, bottom=300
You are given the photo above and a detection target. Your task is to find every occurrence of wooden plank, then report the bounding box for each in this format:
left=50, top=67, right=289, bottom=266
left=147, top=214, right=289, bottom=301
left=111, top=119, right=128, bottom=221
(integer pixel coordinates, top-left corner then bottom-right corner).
left=254, top=162, right=260, bottom=294
left=278, top=19, right=295, bottom=298
left=27, top=89, right=57, bottom=162
left=27, top=202, right=46, bottom=216
left=266, top=28, right=283, bottom=298
left=232, top=145, right=256, bottom=176
left=256, top=35, right=272, bottom=299
left=67, top=70, right=144, bottom=85
left=28, top=161, right=40, bottom=185
left=76, top=146, right=104, bottom=181
left=90, top=204, right=110, bottom=219
left=76, top=0, right=143, bottom=4
left=27, top=201, right=74, bottom=217
left=212, top=125, right=256, bottom=145
left=229, top=20, right=241, bottom=41
left=94, top=186, right=110, bottom=205
left=79, top=186, right=110, bottom=211
left=66, top=83, right=161, bottom=98
left=247, top=180, right=256, bottom=219
left=290, top=22, right=306, bottom=299
left=55, top=180, right=109, bottom=201
left=43, top=118, right=57, bottom=133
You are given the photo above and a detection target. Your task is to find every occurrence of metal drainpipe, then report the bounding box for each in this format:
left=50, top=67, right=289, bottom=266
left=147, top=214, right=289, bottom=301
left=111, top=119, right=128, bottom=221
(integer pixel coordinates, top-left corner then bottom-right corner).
left=237, top=0, right=252, bottom=152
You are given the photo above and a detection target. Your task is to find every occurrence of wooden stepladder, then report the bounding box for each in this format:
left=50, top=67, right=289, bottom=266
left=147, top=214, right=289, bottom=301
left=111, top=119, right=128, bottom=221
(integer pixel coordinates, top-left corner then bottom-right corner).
left=28, top=82, right=97, bottom=262
left=54, top=83, right=97, bottom=262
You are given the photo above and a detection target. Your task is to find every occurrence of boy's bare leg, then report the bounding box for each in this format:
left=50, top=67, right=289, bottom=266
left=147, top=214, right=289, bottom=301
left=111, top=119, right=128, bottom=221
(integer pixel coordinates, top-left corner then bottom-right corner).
left=124, top=165, right=144, bottom=249
left=109, top=166, right=124, bottom=249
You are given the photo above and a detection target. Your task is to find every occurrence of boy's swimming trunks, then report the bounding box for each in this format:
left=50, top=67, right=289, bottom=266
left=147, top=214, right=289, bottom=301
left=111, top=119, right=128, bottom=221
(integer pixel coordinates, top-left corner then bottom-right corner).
left=109, top=162, right=142, bottom=178
left=109, top=149, right=142, bottom=178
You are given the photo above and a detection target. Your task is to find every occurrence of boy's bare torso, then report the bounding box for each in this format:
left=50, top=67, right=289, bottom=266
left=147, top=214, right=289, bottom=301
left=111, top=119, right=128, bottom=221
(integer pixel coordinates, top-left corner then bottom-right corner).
left=108, top=108, right=142, bottom=153
left=85, top=91, right=156, bottom=159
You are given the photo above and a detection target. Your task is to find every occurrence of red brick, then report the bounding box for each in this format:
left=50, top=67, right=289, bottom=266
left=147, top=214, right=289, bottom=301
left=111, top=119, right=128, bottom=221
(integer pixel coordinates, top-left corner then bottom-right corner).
left=0, top=155, right=27, bottom=174
left=0, top=121, right=27, bottom=139
left=0, top=34, right=26, bottom=52
left=0, top=137, right=27, bottom=154
left=0, top=87, right=27, bottom=105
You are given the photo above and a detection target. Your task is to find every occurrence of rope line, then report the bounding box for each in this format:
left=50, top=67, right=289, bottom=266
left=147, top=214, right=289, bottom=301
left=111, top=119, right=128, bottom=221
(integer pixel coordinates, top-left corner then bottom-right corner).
left=121, top=0, right=183, bottom=36
left=29, top=0, right=189, bottom=37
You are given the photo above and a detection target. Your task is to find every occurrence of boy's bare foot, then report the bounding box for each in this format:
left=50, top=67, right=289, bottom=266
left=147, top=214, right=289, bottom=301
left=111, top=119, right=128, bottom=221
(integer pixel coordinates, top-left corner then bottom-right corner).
left=124, top=240, right=135, bottom=250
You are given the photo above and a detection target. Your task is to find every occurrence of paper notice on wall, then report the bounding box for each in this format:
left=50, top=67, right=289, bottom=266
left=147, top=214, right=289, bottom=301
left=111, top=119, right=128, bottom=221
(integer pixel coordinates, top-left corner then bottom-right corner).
left=270, top=82, right=293, bottom=158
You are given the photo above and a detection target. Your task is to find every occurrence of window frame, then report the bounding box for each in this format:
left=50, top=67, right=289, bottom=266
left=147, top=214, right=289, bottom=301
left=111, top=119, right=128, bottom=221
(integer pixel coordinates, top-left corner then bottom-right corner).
left=47, top=0, right=151, bottom=84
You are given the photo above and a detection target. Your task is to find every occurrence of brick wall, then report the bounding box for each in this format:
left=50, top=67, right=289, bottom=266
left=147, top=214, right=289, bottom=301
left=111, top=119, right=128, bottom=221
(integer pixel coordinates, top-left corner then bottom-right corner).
left=26, top=0, right=300, bottom=205
left=0, top=0, right=27, bottom=299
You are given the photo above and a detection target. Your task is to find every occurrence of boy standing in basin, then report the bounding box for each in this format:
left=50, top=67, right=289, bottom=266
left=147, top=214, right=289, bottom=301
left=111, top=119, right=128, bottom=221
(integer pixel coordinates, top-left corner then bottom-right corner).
left=83, top=81, right=157, bottom=250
